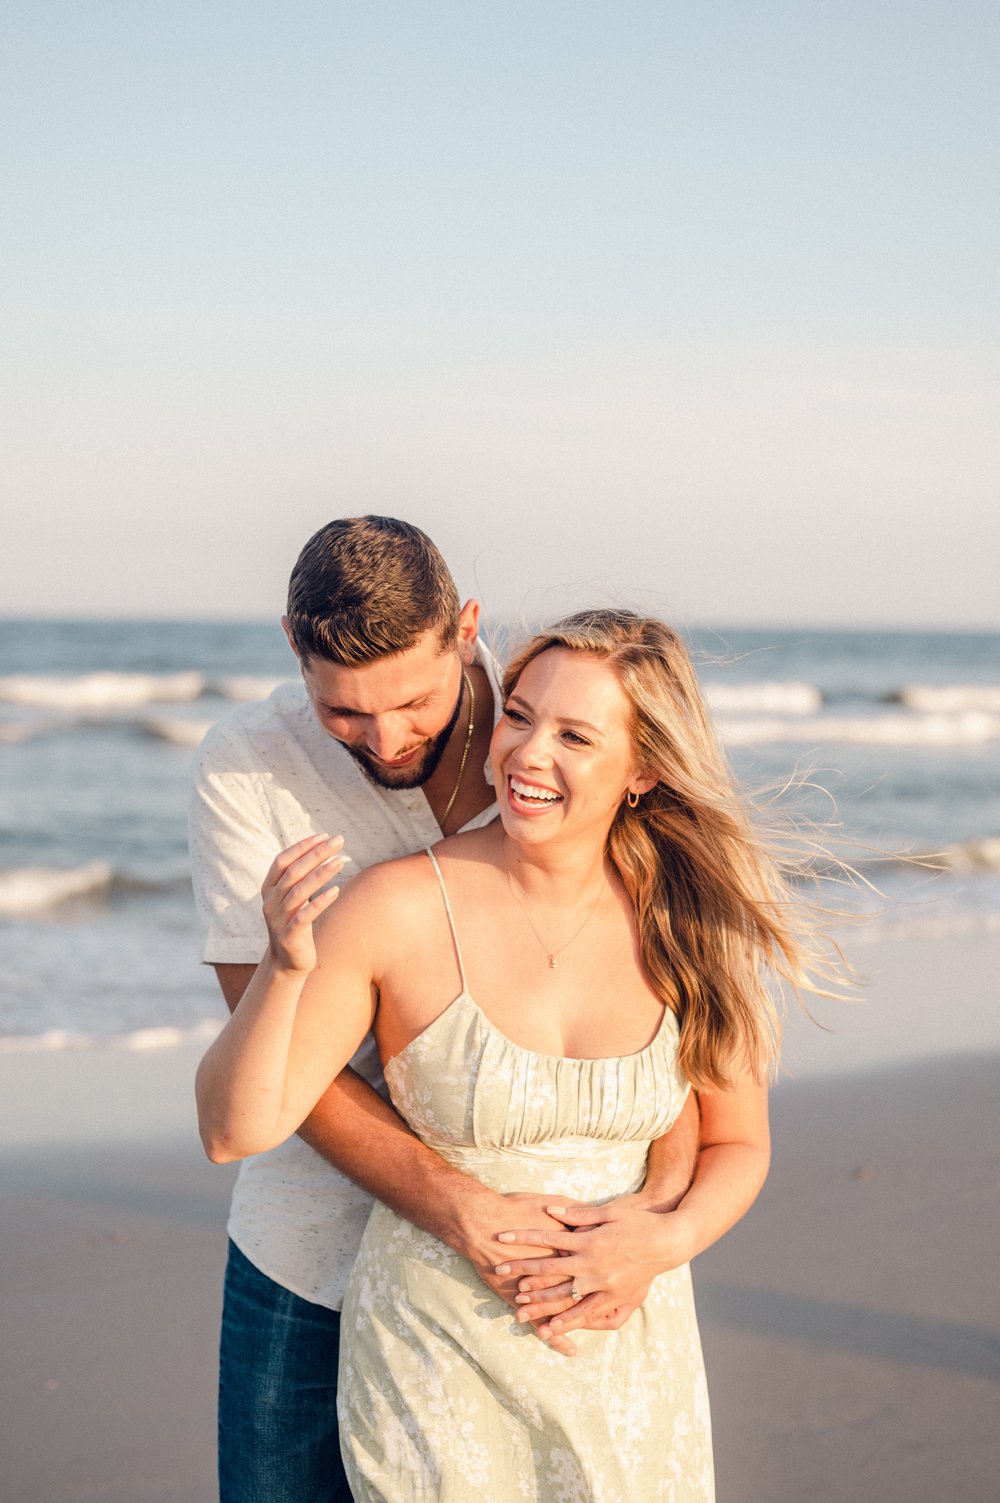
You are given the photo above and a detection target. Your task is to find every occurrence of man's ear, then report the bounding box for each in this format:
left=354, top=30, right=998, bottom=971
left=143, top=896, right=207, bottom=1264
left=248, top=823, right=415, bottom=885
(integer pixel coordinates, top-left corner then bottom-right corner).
left=280, top=616, right=301, bottom=662
left=455, top=600, right=481, bottom=665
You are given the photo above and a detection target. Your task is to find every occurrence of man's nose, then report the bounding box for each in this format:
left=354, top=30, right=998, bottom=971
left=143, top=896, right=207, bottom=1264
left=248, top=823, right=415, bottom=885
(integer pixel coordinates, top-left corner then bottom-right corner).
left=365, top=715, right=410, bottom=760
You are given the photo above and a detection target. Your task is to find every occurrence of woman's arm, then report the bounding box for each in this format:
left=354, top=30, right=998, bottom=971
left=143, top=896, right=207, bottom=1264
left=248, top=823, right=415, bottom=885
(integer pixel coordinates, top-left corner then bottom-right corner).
left=493, top=1071, right=769, bottom=1338
left=195, top=834, right=376, bottom=1161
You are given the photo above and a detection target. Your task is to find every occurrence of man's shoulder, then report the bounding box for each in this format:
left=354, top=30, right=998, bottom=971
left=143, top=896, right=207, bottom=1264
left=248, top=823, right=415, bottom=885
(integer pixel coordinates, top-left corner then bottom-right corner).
left=192, top=680, right=312, bottom=773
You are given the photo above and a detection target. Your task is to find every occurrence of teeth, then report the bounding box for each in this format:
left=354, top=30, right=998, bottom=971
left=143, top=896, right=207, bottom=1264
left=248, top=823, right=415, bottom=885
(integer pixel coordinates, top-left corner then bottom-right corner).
left=510, top=776, right=560, bottom=802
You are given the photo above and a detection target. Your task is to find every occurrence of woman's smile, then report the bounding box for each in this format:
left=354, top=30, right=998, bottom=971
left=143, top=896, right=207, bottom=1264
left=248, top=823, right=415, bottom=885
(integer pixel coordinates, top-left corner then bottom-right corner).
left=506, top=773, right=565, bottom=816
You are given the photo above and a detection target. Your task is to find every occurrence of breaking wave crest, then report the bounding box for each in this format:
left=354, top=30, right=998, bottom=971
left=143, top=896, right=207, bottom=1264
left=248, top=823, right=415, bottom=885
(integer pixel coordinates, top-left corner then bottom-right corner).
left=0, top=671, right=285, bottom=711
left=704, top=681, right=821, bottom=714
left=0, top=862, right=114, bottom=916
left=891, top=685, right=1000, bottom=713
left=716, top=711, right=1000, bottom=748
left=0, top=863, right=190, bottom=917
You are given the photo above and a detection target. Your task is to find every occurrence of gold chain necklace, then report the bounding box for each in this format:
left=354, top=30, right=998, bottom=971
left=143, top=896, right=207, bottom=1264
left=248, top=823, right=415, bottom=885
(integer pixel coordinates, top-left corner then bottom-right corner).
left=439, top=669, right=475, bottom=829
left=503, top=841, right=606, bottom=969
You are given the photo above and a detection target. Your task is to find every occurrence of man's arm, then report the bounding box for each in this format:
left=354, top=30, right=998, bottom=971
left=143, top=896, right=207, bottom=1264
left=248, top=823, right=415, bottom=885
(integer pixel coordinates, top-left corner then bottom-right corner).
left=638, top=1088, right=700, bottom=1209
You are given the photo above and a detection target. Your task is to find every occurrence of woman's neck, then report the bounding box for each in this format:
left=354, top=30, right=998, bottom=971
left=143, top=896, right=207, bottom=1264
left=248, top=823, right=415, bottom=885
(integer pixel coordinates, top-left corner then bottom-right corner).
left=495, top=826, right=612, bottom=905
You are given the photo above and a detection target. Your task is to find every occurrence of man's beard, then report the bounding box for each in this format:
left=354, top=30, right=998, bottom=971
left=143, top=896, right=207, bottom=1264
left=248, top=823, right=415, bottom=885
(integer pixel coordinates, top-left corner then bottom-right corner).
left=338, top=673, right=466, bottom=791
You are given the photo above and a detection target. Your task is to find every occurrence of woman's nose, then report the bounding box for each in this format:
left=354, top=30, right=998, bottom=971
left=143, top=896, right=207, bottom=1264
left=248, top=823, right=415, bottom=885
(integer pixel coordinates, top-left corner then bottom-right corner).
left=517, top=726, right=554, bottom=766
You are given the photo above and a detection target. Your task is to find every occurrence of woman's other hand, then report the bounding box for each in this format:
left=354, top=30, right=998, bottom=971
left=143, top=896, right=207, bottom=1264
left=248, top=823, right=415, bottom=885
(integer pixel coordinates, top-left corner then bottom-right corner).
left=262, top=834, right=347, bottom=974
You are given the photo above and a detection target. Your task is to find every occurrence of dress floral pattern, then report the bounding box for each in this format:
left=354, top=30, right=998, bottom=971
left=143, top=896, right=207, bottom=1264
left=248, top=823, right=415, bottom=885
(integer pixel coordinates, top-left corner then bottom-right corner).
left=338, top=854, right=714, bottom=1502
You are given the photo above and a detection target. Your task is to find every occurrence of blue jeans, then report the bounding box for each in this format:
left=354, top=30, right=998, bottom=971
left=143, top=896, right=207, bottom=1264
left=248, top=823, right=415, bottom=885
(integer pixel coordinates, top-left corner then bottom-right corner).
left=218, top=1239, right=353, bottom=1503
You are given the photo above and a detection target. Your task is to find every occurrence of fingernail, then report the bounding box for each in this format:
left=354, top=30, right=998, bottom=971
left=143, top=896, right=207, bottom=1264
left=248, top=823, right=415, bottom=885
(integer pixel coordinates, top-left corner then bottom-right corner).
left=516, top=1311, right=531, bottom=1323
left=546, top=1206, right=567, bottom=1216
left=514, top=1295, right=531, bottom=1305
left=494, top=1264, right=510, bottom=1275
left=538, top=1325, right=551, bottom=1339
left=498, top=1232, right=516, bottom=1243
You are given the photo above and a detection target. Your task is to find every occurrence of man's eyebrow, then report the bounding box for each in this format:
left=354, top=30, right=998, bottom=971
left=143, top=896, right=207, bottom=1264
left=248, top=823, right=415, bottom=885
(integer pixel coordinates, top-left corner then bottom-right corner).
left=319, top=692, right=432, bottom=716
left=506, top=693, right=602, bottom=736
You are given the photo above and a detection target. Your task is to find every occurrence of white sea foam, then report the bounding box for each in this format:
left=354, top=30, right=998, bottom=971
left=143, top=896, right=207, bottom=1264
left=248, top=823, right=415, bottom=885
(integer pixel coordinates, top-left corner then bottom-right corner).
left=112, top=1019, right=223, bottom=1050
left=717, top=711, right=1000, bottom=748
left=924, top=837, right=1000, bottom=873
left=849, top=908, right=1000, bottom=944
left=0, top=1018, right=223, bottom=1055
left=704, top=681, right=822, bottom=714
left=894, top=684, right=1000, bottom=713
left=0, top=671, right=206, bottom=709
left=0, top=862, right=114, bottom=916
left=140, top=715, right=216, bottom=747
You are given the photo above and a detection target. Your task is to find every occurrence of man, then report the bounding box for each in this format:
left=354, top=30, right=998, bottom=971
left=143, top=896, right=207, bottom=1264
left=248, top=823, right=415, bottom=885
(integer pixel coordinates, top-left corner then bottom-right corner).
left=190, top=516, right=698, bottom=1502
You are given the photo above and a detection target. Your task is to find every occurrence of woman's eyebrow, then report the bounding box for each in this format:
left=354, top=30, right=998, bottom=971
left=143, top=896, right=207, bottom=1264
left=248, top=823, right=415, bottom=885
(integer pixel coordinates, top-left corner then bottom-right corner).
left=507, top=692, right=602, bottom=736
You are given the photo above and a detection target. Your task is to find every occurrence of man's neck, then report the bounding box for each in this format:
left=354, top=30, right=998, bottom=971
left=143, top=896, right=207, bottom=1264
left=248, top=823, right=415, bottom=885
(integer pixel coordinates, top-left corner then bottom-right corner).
left=422, top=662, right=496, bottom=833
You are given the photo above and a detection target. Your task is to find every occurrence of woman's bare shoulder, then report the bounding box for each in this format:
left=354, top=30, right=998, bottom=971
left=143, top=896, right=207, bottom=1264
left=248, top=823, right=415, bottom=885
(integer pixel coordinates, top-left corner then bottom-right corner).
left=341, top=848, right=435, bottom=899
left=327, top=824, right=500, bottom=931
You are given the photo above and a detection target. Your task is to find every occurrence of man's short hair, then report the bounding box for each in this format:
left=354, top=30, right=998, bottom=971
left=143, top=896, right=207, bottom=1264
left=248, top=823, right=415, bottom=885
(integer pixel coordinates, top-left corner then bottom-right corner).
left=286, top=516, right=461, bottom=665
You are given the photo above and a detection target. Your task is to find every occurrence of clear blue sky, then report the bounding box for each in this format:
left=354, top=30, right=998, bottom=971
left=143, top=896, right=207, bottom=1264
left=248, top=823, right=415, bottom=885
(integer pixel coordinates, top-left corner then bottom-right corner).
left=3, top=2, right=997, bottom=626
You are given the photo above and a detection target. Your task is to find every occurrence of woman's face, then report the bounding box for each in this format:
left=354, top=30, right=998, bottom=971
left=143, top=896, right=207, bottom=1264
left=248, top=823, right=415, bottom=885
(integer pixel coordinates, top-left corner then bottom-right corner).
left=491, top=647, right=648, bottom=849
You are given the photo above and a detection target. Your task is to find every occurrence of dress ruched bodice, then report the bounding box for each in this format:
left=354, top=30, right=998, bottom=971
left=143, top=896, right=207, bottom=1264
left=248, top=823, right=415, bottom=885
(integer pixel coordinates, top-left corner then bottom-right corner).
left=385, top=988, right=689, bottom=1197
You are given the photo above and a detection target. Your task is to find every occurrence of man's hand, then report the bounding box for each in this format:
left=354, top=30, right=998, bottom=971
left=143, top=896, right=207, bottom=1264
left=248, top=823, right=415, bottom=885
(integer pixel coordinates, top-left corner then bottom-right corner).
left=456, top=1191, right=584, bottom=1356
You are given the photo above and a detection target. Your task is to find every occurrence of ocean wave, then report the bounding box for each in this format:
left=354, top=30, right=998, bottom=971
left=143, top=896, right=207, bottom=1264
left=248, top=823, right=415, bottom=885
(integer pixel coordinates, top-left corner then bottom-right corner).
left=0, top=716, right=65, bottom=744
left=849, top=908, right=1000, bottom=944
left=0, top=1018, right=223, bottom=1055
left=0, top=670, right=287, bottom=714
left=0, top=863, right=190, bottom=916
left=211, top=675, right=285, bottom=702
left=892, top=685, right=1000, bottom=713
left=139, top=715, right=216, bottom=747
left=0, top=862, right=114, bottom=916
left=921, top=837, right=1000, bottom=874
left=0, top=671, right=206, bottom=709
left=716, top=711, right=1000, bottom=748
left=704, top=681, right=822, bottom=714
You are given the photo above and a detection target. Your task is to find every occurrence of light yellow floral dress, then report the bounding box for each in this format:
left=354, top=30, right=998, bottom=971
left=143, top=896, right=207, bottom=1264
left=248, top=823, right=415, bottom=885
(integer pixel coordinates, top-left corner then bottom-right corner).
left=338, top=852, right=714, bottom=1502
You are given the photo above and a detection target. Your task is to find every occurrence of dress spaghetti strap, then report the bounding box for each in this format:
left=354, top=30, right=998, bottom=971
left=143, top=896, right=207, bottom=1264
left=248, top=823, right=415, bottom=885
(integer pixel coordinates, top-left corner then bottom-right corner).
left=424, top=847, right=469, bottom=995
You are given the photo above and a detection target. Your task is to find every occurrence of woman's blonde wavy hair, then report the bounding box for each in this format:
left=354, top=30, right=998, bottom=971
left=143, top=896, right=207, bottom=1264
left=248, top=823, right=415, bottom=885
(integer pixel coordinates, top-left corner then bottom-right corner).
left=502, top=608, right=846, bottom=1091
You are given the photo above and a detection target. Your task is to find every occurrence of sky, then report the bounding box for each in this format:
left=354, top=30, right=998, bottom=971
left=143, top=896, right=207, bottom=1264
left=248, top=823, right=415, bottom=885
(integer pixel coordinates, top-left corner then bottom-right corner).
left=3, top=1, right=998, bottom=628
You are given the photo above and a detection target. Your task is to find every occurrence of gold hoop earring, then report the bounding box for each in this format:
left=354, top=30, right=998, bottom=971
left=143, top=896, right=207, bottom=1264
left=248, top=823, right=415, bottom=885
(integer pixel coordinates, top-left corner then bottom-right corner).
left=626, top=790, right=640, bottom=809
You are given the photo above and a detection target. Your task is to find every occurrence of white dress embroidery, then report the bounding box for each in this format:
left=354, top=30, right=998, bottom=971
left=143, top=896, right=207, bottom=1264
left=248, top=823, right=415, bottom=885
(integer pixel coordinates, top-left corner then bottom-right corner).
left=338, top=855, right=714, bottom=1502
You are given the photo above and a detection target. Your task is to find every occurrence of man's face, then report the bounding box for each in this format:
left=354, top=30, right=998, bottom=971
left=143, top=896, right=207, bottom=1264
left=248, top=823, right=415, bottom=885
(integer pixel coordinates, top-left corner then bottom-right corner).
left=297, top=627, right=471, bottom=790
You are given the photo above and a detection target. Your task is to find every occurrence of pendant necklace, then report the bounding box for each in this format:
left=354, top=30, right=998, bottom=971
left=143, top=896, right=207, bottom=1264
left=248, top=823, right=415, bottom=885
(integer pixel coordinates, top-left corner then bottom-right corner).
left=439, top=670, right=475, bottom=830
left=503, top=841, right=606, bottom=969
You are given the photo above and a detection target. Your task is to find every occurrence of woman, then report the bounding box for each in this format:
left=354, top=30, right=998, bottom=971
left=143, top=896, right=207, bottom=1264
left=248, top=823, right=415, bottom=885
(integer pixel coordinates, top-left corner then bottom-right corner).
left=197, top=609, right=836, bottom=1501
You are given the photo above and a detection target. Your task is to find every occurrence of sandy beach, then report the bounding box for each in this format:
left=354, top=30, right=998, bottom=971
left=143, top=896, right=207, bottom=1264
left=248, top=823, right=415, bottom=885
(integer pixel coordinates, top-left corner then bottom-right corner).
left=3, top=932, right=999, bottom=1503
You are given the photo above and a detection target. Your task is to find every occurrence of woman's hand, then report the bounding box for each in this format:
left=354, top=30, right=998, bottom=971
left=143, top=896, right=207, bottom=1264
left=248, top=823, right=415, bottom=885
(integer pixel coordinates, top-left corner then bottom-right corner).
left=493, top=1191, right=697, bottom=1339
left=475, top=1192, right=581, bottom=1356
left=261, top=834, right=347, bottom=974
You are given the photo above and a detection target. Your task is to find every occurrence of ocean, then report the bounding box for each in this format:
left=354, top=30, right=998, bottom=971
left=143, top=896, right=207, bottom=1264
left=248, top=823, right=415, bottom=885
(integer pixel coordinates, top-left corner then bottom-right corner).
left=2, top=619, right=998, bottom=1059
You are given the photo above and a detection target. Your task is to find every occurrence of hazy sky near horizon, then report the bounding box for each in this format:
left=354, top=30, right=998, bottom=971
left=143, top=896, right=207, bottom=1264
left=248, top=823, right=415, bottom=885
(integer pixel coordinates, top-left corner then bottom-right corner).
left=3, top=2, right=998, bottom=628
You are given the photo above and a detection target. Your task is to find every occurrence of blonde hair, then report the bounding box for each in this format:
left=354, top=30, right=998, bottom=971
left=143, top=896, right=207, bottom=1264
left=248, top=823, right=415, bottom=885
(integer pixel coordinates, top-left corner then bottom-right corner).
left=503, top=609, right=845, bottom=1090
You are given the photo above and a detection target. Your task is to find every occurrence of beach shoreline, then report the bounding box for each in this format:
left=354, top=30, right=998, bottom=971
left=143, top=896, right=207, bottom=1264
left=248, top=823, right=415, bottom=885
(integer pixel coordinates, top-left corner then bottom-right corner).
left=3, top=933, right=999, bottom=1502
